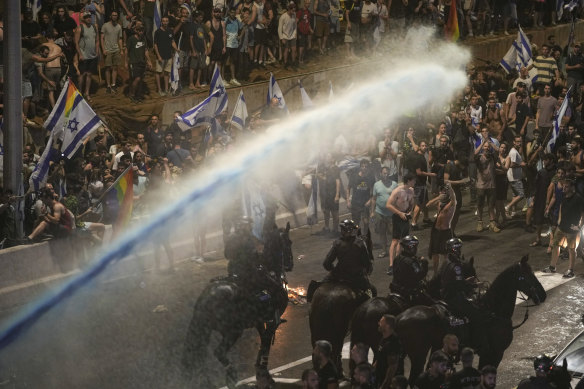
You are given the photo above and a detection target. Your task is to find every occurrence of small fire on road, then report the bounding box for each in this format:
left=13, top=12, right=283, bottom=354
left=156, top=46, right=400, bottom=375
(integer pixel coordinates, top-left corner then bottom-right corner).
left=288, top=286, right=307, bottom=305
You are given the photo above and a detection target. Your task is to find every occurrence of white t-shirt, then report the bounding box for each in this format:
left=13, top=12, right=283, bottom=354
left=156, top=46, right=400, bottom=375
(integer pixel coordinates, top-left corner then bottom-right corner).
left=507, top=147, right=523, bottom=182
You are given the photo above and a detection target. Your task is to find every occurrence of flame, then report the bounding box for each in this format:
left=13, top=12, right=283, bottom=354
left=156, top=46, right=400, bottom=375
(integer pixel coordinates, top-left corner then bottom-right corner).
left=287, top=286, right=307, bottom=304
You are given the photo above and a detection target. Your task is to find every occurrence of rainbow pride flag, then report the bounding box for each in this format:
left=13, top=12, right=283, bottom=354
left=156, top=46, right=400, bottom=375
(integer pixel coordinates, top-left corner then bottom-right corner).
left=112, top=167, right=134, bottom=231
left=444, top=0, right=460, bottom=42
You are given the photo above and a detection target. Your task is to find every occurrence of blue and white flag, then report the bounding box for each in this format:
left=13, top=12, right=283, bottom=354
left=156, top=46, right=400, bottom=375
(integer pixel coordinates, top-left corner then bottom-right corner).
left=266, top=73, right=288, bottom=113
left=170, top=51, right=180, bottom=93
left=230, top=89, right=248, bottom=131
left=299, top=80, right=314, bottom=109
left=209, top=64, right=228, bottom=115
left=337, top=156, right=360, bottom=172
left=500, top=26, right=533, bottom=74
left=306, top=174, right=319, bottom=225
left=153, top=0, right=161, bottom=40
left=32, top=0, right=42, bottom=21
left=329, top=81, right=334, bottom=101
left=29, top=132, right=61, bottom=191
left=176, top=89, right=222, bottom=131
left=547, top=87, right=572, bottom=153
left=242, top=181, right=266, bottom=240
left=565, top=0, right=579, bottom=14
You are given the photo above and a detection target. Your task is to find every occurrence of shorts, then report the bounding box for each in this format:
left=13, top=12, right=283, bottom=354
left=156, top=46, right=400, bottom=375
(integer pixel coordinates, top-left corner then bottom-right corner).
left=156, top=58, right=172, bottom=73
left=210, top=46, right=225, bottom=62
left=44, top=67, right=62, bottom=91
left=104, top=51, right=122, bottom=67
left=79, top=57, right=98, bottom=74
left=414, top=185, right=428, bottom=207
left=322, top=196, right=340, bottom=211
left=129, top=63, right=146, bottom=79
left=330, top=17, right=340, bottom=33
left=510, top=180, right=525, bottom=198
left=227, top=47, right=239, bottom=64
left=392, top=213, right=410, bottom=239
left=344, top=22, right=360, bottom=43
left=428, top=227, right=453, bottom=257
left=281, top=38, right=296, bottom=49
left=178, top=50, right=189, bottom=68
left=22, top=80, right=33, bottom=98
left=351, top=206, right=369, bottom=225
left=552, top=229, right=579, bottom=249
left=298, top=33, right=309, bottom=48
left=477, top=188, right=495, bottom=209
left=314, top=18, right=330, bottom=37
left=189, top=54, right=206, bottom=70
left=254, top=27, right=267, bottom=45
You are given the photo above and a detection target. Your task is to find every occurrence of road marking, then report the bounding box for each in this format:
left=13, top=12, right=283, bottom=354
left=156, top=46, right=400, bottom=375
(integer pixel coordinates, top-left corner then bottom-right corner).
left=220, top=272, right=576, bottom=388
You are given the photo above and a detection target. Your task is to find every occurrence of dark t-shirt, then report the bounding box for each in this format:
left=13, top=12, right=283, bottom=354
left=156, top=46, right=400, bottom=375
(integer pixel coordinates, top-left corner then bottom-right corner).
left=22, top=20, right=41, bottom=38
left=414, top=371, right=446, bottom=389
left=127, top=34, right=147, bottom=64
left=191, top=22, right=207, bottom=53
left=412, top=152, right=428, bottom=187
left=375, top=334, right=401, bottom=387
left=349, top=172, right=375, bottom=208
left=444, top=161, right=464, bottom=206
left=318, top=361, right=339, bottom=389
left=448, top=366, right=481, bottom=389
left=154, top=27, right=175, bottom=60
left=318, top=164, right=341, bottom=200
left=558, top=192, right=584, bottom=233
left=344, top=0, right=362, bottom=23
left=175, top=21, right=193, bottom=51
left=515, top=102, right=532, bottom=131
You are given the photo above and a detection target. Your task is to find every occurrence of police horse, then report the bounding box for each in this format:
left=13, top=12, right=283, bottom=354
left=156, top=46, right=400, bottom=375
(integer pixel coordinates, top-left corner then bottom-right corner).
left=182, top=222, right=293, bottom=388
left=308, top=230, right=374, bottom=375
left=396, top=255, right=546, bottom=383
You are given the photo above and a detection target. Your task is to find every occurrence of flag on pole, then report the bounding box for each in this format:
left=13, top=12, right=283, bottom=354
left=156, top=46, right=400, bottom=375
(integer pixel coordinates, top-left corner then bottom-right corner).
left=209, top=64, right=228, bottom=115
left=266, top=73, right=288, bottom=113
left=242, top=181, right=266, bottom=240
left=170, top=51, right=180, bottom=93
left=176, top=89, right=222, bottom=131
left=230, top=90, right=248, bottom=131
left=547, top=87, right=572, bottom=153
left=329, top=81, right=334, bottom=101
left=500, top=26, right=534, bottom=75
left=153, top=0, right=161, bottom=40
left=299, top=80, right=314, bottom=109
left=110, top=166, right=134, bottom=232
left=32, top=0, right=42, bottom=21
left=567, top=18, right=576, bottom=50
left=444, top=0, right=459, bottom=42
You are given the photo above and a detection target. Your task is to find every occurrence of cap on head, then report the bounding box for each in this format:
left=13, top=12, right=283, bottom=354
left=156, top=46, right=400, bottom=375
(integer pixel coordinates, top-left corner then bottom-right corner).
left=83, top=12, right=92, bottom=18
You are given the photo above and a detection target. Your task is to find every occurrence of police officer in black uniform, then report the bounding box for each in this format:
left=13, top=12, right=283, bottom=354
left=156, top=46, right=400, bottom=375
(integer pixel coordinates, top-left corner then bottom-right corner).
left=439, top=238, right=489, bottom=354
left=390, top=235, right=431, bottom=304
left=516, top=354, right=554, bottom=389
left=323, top=219, right=376, bottom=297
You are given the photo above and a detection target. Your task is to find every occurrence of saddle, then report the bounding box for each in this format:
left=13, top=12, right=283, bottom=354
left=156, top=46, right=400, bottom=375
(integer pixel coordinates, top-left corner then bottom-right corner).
left=306, top=279, right=375, bottom=303
left=434, top=302, right=470, bottom=329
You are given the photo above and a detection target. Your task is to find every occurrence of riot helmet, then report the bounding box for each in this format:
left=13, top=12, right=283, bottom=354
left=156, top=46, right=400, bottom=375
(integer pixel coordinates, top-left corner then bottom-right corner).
left=533, top=354, right=553, bottom=375
left=400, top=235, right=419, bottom=257
left=339, top=219, right=359, bottom=237
left=446, top=238, right=463, bottom=257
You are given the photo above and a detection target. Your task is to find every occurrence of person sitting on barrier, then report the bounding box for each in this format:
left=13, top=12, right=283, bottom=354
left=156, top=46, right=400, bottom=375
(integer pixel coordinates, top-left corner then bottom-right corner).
left=224, top=216, right=285, bottom=325
left=439, top=238, right=489, bottom=355
left=25, top=187, right=73, bottom=243
left=390, top=235, right=429, bottom=303
left=322, top=219, right=376, bottom=297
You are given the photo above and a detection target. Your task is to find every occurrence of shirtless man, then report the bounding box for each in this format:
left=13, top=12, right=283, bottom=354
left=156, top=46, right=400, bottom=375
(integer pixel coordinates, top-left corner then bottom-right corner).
left=426, top=184, right=457, bottom=272
left=385, top=172, right=416, bottom=276
left=571, top=137, right=584, bottom=197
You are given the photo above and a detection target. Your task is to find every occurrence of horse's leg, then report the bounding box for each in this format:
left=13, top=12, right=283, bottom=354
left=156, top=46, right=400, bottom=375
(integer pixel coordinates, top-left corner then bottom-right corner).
left=255, top=322, right=275, bottom=373
left=214, top=327, right=244, bottom=389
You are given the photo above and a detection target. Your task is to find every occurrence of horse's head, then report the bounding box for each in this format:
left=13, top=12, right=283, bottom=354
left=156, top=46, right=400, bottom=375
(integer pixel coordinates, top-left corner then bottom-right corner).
left=516, top=255, right=547, bottom=305
left=548, top=359, right=572, bottom=389
left=279, top=222, right=294, bottom=272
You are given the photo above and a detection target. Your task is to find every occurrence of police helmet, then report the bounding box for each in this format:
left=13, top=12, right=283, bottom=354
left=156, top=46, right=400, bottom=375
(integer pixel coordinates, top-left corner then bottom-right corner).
left=339, top=219, right=359, bottom=234
left=446, top=238, right=463, bottom=257
left=400, top=235, right=419, bottom=256
left=236, top=216, right=253, bottom=229
left=533, top=354, right=553, bottom=374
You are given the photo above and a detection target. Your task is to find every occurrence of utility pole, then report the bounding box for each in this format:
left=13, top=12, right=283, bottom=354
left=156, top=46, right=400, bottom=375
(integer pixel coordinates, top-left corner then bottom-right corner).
left=4, top=1, right=24, bottom=238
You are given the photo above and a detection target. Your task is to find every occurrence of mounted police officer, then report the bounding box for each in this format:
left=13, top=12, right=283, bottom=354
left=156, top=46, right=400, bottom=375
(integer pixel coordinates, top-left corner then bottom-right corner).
left=224, top=217, right=284, bottom=325
left=439, top=238, right=489, bottom=354
left=323, top=219, right=376, bottom=297
left=390, top=235, right=431, bottom=304
left=516, top=354, right=555, bottom=389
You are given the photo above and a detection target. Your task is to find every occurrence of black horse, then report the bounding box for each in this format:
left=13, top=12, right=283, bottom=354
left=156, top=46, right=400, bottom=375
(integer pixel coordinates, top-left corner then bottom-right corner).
left=395, top=255, right=546, bottom=383
left=182, top=222, right=293, bottom=388
left=549, top=359, right=572, bottom=389
left=349, top=257, right=476, bottom=370
left=309, top=230, right=373, bottom=375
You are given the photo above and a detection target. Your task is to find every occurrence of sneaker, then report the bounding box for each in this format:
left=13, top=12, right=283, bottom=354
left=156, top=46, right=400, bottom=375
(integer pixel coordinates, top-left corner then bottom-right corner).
left=504, top=30, right=510, bottom=36
left=542, top=265, right=556, bottom=273
left=230, top=78, right=241, bottom=86
left=386, top=266, right=393, bottom=276
left=489, top=221, right=501, bottom=233
left=477, top=221, right=484, bottom=232
left=158, top=90, right=166, bottom=97
left=223, top=80, right=231, bottom=87
left=563, top=269, right=575, bottom=278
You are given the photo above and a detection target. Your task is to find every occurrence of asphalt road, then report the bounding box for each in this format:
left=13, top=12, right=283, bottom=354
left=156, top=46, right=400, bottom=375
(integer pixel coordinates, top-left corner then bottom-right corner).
left=0, top=193, right=583, bottom=389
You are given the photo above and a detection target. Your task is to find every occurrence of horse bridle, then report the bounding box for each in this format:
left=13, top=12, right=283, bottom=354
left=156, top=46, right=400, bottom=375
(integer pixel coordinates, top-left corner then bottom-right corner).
left=513, top=270, right=539, bottom=330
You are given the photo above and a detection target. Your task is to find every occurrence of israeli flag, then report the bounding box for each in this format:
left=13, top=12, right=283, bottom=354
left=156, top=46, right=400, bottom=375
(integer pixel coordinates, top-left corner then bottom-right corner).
left=266, top=73, right=288, bottom=113
left=154, top=0, right=161, bottom=40
left=170, top=51, right=180, bottom=93
left=209, top=64, right=228, bottom=115
left=32, top=0, right=42, bottom=21
left=230, top=90, right=248, bottom=131
left=176, top=89, right=222, bottom=131
left=299, top=80, right=314, bottom=109
left=547, top=86, right=572, bottom=153
left=329, top=81, right=334, bottom=101
left=242, top=181, right=266, bottom=240
left=29, top=132, right=61, bottom=191
left=500, top=26, right=534, bottom=74
left=565, top=0, right=579, bottom=13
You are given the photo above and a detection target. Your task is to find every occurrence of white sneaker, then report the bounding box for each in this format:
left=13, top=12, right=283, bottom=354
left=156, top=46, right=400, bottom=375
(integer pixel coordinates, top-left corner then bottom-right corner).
left=230, top=78, right=241, bottom=86
left=223, top=80, right=231, bottom=87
